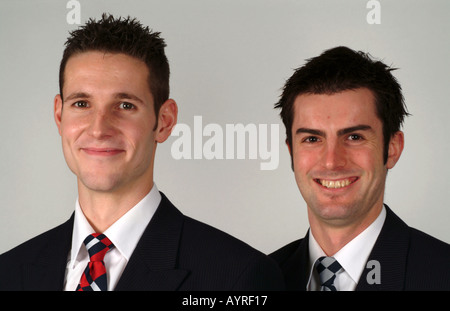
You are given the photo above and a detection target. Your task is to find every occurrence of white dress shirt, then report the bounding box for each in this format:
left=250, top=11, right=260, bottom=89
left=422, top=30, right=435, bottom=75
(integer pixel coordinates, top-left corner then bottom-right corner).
left=63, top=184, right=161, bottom=291
left=306, top=206, right=386, bottom=291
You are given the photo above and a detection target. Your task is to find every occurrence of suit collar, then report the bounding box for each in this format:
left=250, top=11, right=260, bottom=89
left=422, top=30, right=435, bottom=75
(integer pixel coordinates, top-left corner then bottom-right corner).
left=114, top=192, right=189, bottom=290
left=280, top=205, right=411, bottom=291
left=70, top=186, right=161, bottom=265
left=356, top=204, right=410, bottom=291
left=23, top=192, right=189, bottom=291
left=281, top=231, right=310, bottom=291
left=23, top=215, right=74, bottom=290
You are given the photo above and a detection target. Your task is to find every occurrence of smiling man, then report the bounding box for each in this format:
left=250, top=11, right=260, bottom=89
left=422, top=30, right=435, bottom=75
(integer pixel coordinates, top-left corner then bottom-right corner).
left=54, top=50, right=165, bottom=234
left=0, top=14, right=284, bottom=291
left=270, top=46, right=450, bottom=291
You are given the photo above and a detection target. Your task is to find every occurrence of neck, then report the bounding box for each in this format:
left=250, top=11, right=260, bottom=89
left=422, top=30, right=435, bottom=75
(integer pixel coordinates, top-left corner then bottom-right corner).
left=308, top=204, right=383, bottom=256
left=78, top=180, right=154, bottom=233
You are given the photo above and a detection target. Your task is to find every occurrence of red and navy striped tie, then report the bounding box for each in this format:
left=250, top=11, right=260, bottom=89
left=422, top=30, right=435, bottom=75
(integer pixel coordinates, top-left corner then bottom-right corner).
left=76, top=233, right=114, bottom=291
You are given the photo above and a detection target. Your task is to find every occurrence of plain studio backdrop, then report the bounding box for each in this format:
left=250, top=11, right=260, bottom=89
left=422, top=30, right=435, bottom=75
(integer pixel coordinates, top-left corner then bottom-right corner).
left=0, top=0, right=449, bottom=255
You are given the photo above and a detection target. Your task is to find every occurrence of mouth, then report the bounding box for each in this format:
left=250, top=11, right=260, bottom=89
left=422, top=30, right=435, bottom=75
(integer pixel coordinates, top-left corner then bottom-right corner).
left=81, top=147, right=125, bottom=156
left=314, top=177, right=359, bottom=189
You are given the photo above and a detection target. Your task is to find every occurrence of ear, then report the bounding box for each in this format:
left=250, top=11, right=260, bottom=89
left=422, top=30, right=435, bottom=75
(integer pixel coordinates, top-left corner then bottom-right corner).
left=54, top=94, right=63, bottom=136
left=386, top=131, right=404, bottom=169
left=155, top=99, right=178, bottom=143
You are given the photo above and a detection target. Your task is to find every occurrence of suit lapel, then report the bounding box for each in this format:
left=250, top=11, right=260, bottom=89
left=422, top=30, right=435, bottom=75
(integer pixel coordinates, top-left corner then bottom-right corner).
left=356, top=205, right=410, bottom=291
left=115, top=193, right=189, bottom=290
left=23, top=215, right=73, bottom=290
left=281, top=231, right=310, bottom=291
left=22, top=193, right=189, bottom=291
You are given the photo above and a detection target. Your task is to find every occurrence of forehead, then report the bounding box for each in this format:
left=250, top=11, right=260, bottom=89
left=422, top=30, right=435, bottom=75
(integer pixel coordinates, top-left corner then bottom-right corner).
left=63, top=51, right=150, bottom=90
left=292, top=88, right=381, bottom=130
left=65, top=50, right=148, bottom=72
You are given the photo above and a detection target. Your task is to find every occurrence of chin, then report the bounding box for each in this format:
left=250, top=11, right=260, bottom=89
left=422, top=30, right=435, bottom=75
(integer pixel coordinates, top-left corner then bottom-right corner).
left=311, top=202, right=359, bottom=222
left=79, top=174, right=124, bottom=193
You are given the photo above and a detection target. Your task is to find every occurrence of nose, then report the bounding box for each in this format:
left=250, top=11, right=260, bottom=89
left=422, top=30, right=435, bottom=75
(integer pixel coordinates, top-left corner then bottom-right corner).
left=87, top=109, right=115, bottom=140
left=323, top=140, right=347, bottom=170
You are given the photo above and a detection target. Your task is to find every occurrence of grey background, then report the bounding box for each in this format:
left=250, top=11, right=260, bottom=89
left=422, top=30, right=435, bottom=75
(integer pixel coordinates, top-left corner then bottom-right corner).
left=0, top=0, right=448, bottom=255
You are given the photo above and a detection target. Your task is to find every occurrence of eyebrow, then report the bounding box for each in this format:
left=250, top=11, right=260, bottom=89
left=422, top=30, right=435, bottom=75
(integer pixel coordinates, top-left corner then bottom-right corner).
left=114, top=92, right=145, bottom=104
left=63, top=92, right=144, bottom=104
left=337, top=125, right=373, bottom=136
left=295, top=125, right=373, bottom=137
left=64, top=92, right=90, bottom=102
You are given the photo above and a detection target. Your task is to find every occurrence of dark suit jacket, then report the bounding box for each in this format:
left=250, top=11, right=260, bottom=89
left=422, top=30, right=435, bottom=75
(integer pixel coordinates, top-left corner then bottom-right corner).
left=270, top=205, right=450, bottom=291
left=0, top=192, right=284, bottom=291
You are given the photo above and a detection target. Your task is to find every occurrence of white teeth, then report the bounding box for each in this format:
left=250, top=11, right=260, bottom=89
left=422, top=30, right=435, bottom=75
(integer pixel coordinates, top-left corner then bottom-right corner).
left=319, top=179, right=352, bottom=189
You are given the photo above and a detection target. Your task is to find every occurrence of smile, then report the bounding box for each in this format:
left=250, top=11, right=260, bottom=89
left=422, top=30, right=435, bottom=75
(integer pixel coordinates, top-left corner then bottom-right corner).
left=81, top=148, right=125, bottom=156
left=314, top=177, right=358, bottom=189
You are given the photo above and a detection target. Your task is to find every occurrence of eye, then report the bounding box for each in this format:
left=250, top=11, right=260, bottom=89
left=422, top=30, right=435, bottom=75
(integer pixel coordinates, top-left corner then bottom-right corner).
left=72, top=101, right=88, bottom=108
left=303, top=136, right=320, bottom=143
left=348, top=134, right=363, bottom=141
left=119, top=102, right=136, bottom=110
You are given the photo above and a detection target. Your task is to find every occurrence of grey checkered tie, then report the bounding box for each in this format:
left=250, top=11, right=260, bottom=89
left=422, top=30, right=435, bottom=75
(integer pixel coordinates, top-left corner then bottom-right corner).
left=316, top=256, right=342, bottom=291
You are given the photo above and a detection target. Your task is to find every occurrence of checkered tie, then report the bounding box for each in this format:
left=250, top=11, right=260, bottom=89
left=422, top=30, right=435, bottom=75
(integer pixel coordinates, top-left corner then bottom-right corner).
left=316, top=256, right=342, bottom=291
left=76, top=233, right=114, bottom=291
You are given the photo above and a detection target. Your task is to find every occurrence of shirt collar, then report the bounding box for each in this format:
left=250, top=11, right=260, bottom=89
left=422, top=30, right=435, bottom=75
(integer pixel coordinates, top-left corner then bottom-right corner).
left=307, top=206, right=386, bottom=286
left=69, top=184, right=161, bottom=266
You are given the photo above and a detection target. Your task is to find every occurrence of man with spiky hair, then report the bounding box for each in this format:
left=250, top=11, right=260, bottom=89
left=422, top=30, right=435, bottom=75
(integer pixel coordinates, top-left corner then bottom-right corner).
left=270, top=46, right=450, bottom=291
left=0, top=14, right=284, bottom=291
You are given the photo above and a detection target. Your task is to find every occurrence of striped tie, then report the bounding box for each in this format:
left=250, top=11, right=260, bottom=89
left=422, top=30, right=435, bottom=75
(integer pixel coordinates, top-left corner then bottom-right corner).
left=316, top=256, right=342, bottom=291
left=76, top=233, right=114, bottom=291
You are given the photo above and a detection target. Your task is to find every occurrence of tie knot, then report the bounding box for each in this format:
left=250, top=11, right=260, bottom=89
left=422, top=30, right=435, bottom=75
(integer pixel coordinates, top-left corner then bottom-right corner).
left=316, top=256, right=342, bottom=291
left=83, top=233, right=114, bottom=262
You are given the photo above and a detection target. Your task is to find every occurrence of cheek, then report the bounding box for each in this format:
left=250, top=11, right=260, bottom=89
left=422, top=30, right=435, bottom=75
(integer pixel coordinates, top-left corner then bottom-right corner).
left=125, top=123, right=155, bottom=152
left=60, top=125, right=76, bottom=151
left=350, top=148, right=385, bottom=176
left=60, top=115, right=86, bottom=139
left=292, top=149, right=316, bottom=176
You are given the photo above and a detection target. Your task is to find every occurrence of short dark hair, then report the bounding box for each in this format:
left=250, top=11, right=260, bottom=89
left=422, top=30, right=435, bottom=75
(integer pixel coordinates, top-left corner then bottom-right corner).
left=59, top=13, right=170, bottom=121
left=275, top=46, right=410, bottom=163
